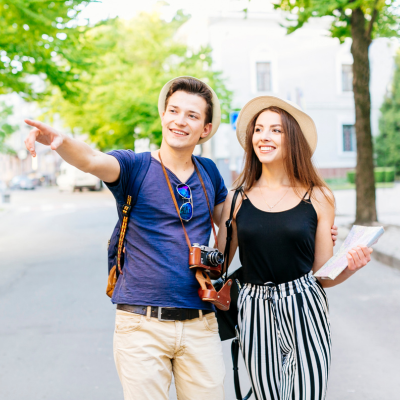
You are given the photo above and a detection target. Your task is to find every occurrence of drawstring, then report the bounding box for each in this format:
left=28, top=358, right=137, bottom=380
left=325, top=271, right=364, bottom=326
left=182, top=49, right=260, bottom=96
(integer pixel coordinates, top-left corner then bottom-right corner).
left=264, top=283, right=281, bottom=338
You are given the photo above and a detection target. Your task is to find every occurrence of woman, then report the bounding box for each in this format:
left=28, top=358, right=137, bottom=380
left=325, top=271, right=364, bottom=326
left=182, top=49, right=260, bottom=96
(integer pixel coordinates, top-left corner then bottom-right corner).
left=217, top=96, right=372, bottom=400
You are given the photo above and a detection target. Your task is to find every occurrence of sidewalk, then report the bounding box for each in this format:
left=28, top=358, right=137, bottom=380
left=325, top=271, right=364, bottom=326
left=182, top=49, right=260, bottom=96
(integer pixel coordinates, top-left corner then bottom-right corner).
left=334, top=183, right=400, bottom=271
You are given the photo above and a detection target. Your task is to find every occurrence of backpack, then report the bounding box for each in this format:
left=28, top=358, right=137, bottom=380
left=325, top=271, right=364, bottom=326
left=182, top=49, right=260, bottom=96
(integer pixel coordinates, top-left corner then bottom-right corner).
left=106, top=151, right=223, bottom=298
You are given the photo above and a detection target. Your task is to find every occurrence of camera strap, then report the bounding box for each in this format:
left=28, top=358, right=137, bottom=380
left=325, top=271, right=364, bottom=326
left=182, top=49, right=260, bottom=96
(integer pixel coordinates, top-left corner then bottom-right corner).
left=159, top=152, right=218, bottom=251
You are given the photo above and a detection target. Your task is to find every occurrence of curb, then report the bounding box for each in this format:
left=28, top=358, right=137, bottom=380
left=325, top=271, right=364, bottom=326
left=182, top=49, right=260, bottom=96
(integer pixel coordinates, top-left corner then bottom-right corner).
left=372, top=249, right=400, bottom=272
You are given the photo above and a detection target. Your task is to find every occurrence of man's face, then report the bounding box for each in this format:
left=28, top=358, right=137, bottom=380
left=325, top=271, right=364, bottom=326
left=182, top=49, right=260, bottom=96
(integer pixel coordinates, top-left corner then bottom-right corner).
left=161, top=91, right=212, bottom=151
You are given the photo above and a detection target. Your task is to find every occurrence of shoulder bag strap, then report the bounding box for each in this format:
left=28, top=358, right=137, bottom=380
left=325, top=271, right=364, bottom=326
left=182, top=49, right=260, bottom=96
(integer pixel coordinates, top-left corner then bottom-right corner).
left=222, top=188, right=242, bottom=280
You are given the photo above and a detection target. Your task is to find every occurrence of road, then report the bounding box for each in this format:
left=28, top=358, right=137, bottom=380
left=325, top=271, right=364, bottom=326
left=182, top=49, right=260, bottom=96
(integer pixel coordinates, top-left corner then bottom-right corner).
left=0, top=188, right=399, bottom=399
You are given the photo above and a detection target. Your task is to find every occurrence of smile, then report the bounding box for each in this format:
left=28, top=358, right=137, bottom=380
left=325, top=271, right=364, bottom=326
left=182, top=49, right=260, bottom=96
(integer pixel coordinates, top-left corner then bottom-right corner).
left=259, top=146, right=276, bottom=153
left=170, top=129, right=189, bottom=136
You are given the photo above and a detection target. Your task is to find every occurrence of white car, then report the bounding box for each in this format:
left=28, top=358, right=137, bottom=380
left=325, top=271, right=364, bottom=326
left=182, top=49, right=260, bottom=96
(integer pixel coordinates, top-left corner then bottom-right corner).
left=57, top=162, right=102, bottom=192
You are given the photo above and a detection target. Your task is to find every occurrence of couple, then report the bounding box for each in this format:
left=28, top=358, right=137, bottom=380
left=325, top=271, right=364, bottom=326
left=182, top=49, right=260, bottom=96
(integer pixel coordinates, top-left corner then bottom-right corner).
left=24, top=76, right=372, bottom=400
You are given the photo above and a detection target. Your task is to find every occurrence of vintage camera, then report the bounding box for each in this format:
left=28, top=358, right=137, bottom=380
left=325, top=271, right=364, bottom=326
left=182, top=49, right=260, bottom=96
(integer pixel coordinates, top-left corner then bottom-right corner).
left=189, top=243, right=224, bottom=279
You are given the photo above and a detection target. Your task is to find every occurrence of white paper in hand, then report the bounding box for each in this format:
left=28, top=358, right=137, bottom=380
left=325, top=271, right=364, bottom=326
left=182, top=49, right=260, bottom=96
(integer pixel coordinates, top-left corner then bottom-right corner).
left=314, top=225, right=384, bottom=280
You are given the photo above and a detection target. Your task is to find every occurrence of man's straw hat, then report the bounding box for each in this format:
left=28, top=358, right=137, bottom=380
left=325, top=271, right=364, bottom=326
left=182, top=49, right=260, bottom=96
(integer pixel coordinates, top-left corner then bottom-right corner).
left=158, top=76, right=221, bottom=144
left=236, top=96, right=318, bottom=154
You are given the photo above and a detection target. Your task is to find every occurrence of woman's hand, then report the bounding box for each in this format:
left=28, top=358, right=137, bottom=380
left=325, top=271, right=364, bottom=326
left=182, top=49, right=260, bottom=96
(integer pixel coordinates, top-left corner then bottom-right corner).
left=347, top=245, right=373, bottom=272
left=319, top=245, right=374, bottom=288
left=331, top=224, right=338, bottom=246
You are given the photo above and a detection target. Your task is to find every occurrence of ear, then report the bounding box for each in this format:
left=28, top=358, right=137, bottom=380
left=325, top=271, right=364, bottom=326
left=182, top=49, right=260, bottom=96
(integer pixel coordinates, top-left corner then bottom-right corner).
left=200, top=123, right=212, bottom=139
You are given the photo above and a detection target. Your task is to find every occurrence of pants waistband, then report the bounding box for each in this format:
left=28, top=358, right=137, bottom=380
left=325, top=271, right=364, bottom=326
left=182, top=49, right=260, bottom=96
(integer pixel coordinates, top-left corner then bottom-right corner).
left=243, top=271, right=317, bottom=300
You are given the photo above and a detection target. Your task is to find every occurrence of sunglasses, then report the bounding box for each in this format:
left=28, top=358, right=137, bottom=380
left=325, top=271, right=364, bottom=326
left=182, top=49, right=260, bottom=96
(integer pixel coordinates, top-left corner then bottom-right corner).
left=176, top=183, right=193, bottom=221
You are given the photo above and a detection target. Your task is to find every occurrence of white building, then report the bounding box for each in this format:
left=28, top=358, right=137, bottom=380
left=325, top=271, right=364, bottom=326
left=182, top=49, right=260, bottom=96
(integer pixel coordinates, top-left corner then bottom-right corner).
left=177, top=7, right=398, bottom=186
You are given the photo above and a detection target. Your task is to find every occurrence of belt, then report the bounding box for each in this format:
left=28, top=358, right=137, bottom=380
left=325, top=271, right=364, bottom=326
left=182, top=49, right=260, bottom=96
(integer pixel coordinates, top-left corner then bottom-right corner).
left=117, top=304, right=213, bottom=321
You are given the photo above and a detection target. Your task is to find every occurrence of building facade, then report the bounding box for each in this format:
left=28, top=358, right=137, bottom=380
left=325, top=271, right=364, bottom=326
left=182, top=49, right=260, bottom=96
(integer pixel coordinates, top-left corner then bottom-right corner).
left=177, top=8, right=398, bottom=186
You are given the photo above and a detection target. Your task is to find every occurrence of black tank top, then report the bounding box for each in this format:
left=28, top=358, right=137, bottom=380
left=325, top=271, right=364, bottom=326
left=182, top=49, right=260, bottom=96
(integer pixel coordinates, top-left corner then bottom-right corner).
left=236, top=191, right=317, bottom=285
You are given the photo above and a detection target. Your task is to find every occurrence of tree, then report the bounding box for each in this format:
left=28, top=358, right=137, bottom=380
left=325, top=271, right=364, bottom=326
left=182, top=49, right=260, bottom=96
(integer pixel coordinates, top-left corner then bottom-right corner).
left=376, top=52, right=400, bottom=174
left=274, top=0, right=400, bottom=224
left=0, top=0, right=97, bottom=98
left=0, top=102, right=17, bottom=153
left=42, top=12, right=232, bottom=151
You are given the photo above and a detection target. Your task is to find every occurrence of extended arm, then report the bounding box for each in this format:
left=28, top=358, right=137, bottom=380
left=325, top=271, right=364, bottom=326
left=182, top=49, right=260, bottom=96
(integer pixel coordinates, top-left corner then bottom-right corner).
left=312, top=189, right=372, bottom=288
left=24, top=120, right=120, bottom=183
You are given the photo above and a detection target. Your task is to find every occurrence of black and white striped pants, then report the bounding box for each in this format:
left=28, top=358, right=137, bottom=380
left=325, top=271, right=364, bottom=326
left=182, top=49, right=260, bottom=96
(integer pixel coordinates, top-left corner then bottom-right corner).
left=238, top=271, right=331, bottom=400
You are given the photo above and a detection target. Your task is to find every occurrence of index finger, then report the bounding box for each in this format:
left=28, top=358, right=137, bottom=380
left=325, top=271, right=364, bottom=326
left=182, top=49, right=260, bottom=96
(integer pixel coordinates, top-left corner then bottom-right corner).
left=24, top=119, right=46, bottom=130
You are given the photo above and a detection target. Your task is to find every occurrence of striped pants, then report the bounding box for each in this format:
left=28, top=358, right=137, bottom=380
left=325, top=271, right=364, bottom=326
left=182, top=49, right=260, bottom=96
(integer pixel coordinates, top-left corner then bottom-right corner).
left=237, top=272, right=331, bottom=400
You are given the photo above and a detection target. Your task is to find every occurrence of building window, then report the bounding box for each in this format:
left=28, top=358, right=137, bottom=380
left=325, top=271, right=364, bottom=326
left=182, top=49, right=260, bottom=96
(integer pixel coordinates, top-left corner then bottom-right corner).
left=343, top=124, right=356, bottom=152
left=256, top=62, right=271, bottom=92
left=342, top=64, right=353, bottom=92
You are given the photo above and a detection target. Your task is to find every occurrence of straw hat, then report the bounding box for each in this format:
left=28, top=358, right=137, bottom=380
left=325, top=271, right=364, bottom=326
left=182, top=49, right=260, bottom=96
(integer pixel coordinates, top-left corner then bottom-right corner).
left=236, top=96, right=318, bottom=154
left=158, top=76, right=221, bottom=144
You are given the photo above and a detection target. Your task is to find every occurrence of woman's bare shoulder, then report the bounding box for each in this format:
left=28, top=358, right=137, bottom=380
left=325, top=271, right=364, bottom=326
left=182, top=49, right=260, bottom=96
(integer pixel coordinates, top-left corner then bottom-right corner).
left=312, top=186, right=335, bottom=203
left=311, top=186, right=335, bottom=217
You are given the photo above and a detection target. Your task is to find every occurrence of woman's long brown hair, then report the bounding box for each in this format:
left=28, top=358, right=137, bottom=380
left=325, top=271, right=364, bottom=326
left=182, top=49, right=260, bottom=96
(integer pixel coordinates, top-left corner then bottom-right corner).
left=234, top=106, right=334, bottom=205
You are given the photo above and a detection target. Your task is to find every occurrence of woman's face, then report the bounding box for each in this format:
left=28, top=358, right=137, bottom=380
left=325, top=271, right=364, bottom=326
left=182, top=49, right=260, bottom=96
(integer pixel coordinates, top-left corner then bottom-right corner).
left=252, top=110, right=285, bottom=165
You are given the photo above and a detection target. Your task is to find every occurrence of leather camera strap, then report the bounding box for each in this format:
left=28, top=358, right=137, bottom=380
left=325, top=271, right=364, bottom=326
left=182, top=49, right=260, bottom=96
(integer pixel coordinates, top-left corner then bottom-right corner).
left=159, top=153, right=192, bottom=251
left=159, top=151, right=218, bottom=251
left=192, top=160, right=218, bottom=248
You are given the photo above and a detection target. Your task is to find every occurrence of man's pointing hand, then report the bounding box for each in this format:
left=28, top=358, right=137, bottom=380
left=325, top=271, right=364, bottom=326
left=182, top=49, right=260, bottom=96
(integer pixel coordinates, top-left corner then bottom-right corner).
left=24, top=119, right=64, bottom=157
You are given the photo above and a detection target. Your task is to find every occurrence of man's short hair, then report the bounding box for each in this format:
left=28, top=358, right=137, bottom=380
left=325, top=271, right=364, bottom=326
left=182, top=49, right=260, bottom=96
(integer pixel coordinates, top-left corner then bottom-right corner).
left=164, top=77, right=213, bottom=125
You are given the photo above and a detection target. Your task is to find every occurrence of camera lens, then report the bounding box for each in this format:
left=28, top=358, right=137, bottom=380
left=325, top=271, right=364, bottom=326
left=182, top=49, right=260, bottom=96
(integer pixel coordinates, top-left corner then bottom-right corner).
left=207, top=250, right=224, bottom=267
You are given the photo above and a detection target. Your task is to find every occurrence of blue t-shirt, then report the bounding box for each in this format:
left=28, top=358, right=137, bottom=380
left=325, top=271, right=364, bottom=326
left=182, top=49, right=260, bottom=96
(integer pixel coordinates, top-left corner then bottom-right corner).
left=105, top=151, right=228, bottom=310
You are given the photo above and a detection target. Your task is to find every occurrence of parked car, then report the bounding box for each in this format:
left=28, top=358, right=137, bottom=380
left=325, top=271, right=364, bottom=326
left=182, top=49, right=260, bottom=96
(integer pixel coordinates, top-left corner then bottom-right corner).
left=9, top=175, right=35, bottom=190
left=56, top=162, right=102, bottom=192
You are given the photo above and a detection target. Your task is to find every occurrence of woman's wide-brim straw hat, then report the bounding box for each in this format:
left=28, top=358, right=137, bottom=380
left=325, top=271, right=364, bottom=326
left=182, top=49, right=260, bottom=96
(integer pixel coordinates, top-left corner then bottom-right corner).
left=158, top=76, right=221, bottom=145
left=236, top=96, right=318, bottom=154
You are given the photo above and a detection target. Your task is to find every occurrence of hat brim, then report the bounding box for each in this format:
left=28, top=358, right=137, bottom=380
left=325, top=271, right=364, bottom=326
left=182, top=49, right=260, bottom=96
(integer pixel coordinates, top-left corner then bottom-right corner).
left=158, top=76, right=221, bottom=145
left=236, top=96, right=318, bottom=154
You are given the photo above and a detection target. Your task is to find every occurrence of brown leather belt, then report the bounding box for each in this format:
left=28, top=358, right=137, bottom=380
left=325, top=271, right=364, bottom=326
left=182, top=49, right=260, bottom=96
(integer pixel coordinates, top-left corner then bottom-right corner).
left=117, top=304, right=213, bottom=321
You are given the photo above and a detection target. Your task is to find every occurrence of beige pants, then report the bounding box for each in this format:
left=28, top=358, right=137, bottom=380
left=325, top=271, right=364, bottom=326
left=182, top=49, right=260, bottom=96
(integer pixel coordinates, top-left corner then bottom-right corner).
left=113, top=309, right=225, bottom=400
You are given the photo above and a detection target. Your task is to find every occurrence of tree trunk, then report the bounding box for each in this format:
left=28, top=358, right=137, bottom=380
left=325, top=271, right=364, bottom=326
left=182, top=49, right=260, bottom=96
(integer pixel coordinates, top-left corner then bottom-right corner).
left=351, top=8, right=377, bottom=224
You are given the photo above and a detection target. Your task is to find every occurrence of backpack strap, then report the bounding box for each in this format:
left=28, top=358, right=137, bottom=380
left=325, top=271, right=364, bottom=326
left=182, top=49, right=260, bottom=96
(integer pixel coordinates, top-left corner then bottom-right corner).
left=116, top=151, right=151, bottom=275
left=195, top=156, right=222, bottom=204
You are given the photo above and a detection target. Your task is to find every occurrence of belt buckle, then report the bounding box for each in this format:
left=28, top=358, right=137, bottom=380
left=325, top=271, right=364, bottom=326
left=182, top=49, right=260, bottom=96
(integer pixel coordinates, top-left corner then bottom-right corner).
left=157, top=307, right=174, bottom=321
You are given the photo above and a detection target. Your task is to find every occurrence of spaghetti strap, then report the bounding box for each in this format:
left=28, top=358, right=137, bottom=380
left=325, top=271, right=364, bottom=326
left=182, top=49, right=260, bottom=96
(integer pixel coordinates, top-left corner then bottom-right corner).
left=302, top=187, right=313, bottom=202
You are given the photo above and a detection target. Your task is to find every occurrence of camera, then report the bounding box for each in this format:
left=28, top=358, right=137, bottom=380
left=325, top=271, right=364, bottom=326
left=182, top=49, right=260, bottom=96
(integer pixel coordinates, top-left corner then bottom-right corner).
left=189, top=243, right=224, bottom=279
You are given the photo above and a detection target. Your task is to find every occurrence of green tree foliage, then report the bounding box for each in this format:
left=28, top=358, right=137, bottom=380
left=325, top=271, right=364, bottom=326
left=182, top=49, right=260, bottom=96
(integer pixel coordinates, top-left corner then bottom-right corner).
left=274, top=0, right=400, bottom=223
left=0, top=0, right=97, bottom=98
left=0, top=102, right=17, bottom=153
left=376, top=52, right=400, bottom=175
left=275, top=0, right=399, bottom=43
left=43, top=12, right=232, bottom=151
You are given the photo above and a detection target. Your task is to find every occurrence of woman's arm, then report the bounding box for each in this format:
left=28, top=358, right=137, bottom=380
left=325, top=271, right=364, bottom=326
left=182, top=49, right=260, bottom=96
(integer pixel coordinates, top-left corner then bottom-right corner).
left=217, top=190, right=241, bottom=272
left=312, top=188, right=372, bottom=288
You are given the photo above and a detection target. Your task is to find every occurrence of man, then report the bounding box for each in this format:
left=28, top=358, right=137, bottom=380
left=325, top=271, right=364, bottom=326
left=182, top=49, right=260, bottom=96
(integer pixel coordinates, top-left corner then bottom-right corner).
left=24, top=76, right=338, bottom=399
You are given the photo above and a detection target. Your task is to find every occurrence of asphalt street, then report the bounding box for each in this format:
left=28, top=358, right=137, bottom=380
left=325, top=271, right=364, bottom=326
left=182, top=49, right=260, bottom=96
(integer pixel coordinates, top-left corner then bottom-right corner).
left=0, top=187, right=399, bottom=400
